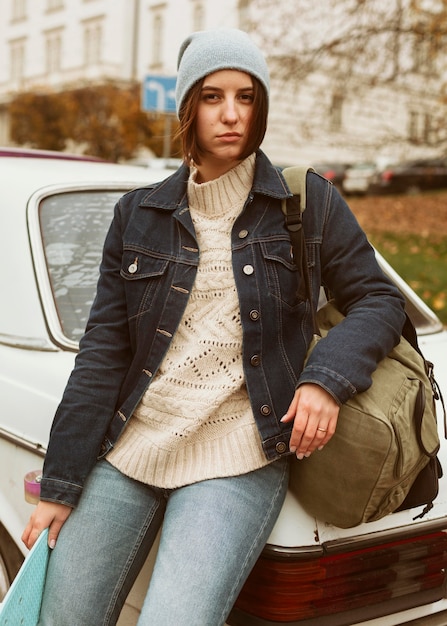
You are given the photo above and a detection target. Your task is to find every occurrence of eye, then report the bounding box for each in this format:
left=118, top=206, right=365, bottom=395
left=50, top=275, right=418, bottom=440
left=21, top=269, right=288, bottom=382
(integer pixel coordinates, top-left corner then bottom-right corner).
left=202, top=92, right=221, bottom=102
left=238, top=92, right=254, bottom=103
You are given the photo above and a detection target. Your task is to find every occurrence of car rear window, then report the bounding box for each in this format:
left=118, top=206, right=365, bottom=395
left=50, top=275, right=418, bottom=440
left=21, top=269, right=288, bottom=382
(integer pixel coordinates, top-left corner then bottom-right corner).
left=37, top=189, right=442, bottom=348
left=39, top=190, right=125, bottom=343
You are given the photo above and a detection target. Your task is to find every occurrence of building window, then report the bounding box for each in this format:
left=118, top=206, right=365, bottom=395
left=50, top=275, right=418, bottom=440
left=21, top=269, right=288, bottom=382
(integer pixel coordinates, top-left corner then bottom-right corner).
left=45, top=30, right=63, bottom=74
left=83, top=18, right=103, bottom=66
left=413, top=33, right=435, bottom=74
left=11, top=0, right=27, bottom=21
left=409, top=110, right=436, bottom=145
left=192, top=2, right=205, bottom=31
left=423, top=112, right=432, bottom=143
left=10, top=39, right=26, bottom=81
left=150, top=10, right=165, bottom=68
left=408, top=110, right=419, bottom=143
left=47, top=0, right=64, bottom=11
left=330, top=93, right=343, bottom=132
left=237, top=0, right=250, bottom=30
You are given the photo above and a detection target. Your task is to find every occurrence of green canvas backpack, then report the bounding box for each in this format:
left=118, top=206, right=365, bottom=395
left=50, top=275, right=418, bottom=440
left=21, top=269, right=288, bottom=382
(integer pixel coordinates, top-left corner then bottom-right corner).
left=282, top=166, right=444, bottom=528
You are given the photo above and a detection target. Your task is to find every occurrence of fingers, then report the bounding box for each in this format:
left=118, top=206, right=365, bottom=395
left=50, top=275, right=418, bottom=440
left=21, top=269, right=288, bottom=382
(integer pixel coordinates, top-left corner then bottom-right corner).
left=21, top=523, right=42, bottom=550
left=47, top=511, right=71, bottom=549
left=293, top=417, right=337, bottom=457
left=22, top=501, right=73, bottom=550
left=285, top=384, right=339, bottom=459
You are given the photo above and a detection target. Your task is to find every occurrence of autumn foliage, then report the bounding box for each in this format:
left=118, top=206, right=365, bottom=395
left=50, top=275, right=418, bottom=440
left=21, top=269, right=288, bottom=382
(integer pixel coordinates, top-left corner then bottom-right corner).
left=8, top=83, right=180, bottom=162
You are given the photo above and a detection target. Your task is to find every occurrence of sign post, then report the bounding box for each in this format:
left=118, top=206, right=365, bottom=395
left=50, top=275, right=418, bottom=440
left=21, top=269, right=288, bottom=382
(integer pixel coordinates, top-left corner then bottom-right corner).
left=142, top=75, right=177, bottom=113
left=142, top=75, right=177, bottom=159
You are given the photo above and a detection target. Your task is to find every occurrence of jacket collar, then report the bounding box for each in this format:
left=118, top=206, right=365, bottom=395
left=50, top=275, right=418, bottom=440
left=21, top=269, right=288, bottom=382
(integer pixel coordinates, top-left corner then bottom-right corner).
left=138, top=150, right=292, bottom=211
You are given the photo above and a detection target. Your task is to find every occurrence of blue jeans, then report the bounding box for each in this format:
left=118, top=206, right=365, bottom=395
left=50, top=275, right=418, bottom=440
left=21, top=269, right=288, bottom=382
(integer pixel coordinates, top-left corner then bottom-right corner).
left=38, top=458, right=288, bottom=626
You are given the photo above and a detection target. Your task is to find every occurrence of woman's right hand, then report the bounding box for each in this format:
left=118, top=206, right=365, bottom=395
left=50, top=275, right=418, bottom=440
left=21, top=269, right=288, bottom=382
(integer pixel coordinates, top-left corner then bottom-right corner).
left=22, top=501, right=73, bottom=550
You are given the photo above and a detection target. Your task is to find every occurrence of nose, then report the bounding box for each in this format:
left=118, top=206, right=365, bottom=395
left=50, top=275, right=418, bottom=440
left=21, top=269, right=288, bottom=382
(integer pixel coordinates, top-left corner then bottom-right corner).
left=221, top=97, right=239, bottom=123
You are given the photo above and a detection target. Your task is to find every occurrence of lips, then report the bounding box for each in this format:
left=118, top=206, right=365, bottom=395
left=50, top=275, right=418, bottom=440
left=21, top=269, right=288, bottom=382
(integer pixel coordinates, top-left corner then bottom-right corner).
left=217, top=132, right=242, bottom=142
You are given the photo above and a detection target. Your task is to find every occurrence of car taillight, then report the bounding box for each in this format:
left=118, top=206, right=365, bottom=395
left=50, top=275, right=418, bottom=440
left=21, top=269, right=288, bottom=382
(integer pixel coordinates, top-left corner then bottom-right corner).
left=381, top=169, right=394, bottom=181
left=234, top=531, right=447, bottom=622
left=324, top=170, right=336, bottom=181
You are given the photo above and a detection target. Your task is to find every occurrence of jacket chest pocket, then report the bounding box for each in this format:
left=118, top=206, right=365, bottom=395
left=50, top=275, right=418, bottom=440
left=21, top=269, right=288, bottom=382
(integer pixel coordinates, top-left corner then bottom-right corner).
left=260, top=240, right=304, bottom=310
left=121, top=249, right=169, bottom=321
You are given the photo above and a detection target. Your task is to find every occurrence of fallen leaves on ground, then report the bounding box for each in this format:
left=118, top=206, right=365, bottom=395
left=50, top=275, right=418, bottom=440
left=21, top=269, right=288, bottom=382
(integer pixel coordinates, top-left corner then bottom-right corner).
left=347, top=191, right=447, bottom=239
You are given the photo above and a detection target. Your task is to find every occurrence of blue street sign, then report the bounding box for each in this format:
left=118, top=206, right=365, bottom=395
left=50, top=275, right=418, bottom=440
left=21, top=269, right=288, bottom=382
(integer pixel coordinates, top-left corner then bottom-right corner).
left=142, top=75, right=177, bottom=113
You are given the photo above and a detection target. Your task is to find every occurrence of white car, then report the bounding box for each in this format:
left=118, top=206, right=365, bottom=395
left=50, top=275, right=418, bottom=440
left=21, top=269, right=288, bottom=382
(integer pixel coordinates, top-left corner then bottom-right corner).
left=342, top=162, right=378, bottom=195
left=1, top=152, right=447, bottom=626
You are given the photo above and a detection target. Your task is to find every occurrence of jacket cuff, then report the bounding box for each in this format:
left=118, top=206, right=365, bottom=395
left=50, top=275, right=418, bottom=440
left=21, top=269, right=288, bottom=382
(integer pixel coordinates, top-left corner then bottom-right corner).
left=39, top=477, right=82, bottom=508
left=297, top=364, right=358, bottom=406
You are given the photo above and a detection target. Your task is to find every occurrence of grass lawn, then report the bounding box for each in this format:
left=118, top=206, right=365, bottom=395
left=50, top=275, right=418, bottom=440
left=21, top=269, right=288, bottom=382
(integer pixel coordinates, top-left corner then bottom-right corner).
left=369, top=232, right=447, bottom=325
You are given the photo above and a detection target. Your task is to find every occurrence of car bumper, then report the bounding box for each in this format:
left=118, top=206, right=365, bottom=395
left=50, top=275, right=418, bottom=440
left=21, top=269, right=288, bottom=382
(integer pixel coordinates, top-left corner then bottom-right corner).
left=228, top=598, right=447, bottom=626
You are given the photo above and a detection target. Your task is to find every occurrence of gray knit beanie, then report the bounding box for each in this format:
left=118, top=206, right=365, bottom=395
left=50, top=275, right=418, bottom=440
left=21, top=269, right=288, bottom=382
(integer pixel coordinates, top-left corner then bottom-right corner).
left=175, top=29, right=270, bottom=115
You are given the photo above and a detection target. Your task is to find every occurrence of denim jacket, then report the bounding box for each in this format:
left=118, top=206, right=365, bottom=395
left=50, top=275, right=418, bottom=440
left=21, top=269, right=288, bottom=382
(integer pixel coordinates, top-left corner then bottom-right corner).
left=41, top=151, right=405, bottom=507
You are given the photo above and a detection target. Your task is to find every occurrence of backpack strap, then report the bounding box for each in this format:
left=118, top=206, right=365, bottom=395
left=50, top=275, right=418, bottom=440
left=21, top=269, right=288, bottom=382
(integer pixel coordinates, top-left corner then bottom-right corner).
left=281, top=166, right=314, bottom=216
left=281, top=167, right=318, bottom=330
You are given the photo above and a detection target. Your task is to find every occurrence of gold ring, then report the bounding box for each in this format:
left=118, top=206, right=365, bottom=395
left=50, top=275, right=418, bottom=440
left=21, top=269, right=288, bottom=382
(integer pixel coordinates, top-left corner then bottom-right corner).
left=317, top=427, right=327, bottom=432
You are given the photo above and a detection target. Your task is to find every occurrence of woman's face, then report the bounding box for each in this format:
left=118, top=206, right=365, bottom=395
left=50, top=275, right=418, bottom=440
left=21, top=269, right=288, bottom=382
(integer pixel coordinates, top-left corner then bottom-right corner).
left=194, top=69, right=254, bottom=182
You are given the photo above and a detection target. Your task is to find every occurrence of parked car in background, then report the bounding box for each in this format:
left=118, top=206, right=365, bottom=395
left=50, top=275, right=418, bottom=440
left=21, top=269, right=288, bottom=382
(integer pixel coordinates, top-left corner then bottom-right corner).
left=312, top=162, right=351, bottom=191
left=1, top=151, right=447, bottom=626
left=0, top=146, right=105, bottom=161
left=342, top=162, right=378, bottom=195
left=125, top=156, right=182, bottom=170
left=370, top=157, right=447, bottom=195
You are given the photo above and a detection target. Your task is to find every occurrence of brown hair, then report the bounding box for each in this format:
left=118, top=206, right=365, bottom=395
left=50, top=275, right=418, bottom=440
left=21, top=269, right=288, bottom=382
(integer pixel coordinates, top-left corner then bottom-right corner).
left=175, top=75, right=268, bottom=166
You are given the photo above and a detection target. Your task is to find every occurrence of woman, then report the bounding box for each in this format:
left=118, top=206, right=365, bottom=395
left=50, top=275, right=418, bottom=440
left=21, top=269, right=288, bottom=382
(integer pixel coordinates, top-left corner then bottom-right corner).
left=23, top=29, right=406, bottom=626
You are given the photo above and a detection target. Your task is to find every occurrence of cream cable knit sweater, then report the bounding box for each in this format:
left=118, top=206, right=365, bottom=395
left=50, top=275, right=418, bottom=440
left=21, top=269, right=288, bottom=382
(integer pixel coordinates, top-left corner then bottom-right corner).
left=107, top=154, right=270, bottom=488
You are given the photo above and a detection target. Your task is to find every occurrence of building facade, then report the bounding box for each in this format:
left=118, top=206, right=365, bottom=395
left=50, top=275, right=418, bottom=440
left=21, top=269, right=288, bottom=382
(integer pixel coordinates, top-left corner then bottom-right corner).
left=0, top=0, right=445, bottom=165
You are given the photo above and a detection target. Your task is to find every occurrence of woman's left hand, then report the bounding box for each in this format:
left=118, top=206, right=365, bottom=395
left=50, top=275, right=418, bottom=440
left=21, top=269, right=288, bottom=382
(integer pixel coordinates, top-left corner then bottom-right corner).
left=281, top=383, right=340, bottom=459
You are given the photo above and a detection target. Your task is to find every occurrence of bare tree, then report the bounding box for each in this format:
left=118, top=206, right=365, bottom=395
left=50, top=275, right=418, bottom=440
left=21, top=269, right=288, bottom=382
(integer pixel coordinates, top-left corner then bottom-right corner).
left=244, top=0, right=447, bottom=155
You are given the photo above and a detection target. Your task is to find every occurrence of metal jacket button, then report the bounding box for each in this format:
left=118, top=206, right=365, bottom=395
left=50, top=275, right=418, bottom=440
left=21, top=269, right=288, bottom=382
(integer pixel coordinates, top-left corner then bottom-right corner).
left=249, top=310, right=260, bottom=321
left=238, top=229, right=249, bottom=239
left=250, top=355, right=261, bottom=366
left=260, top=404, right=271, bottom=416
left=128, top=263, right=138, bottom=274
left=276, top=442, right=287, bottom=454
left=243, top=264, right=254, bottom=275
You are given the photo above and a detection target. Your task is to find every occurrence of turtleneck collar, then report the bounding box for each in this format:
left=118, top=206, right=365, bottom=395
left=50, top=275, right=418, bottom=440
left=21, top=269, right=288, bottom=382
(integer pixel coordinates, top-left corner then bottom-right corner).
left=187, top=153, right=256, bottom=217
